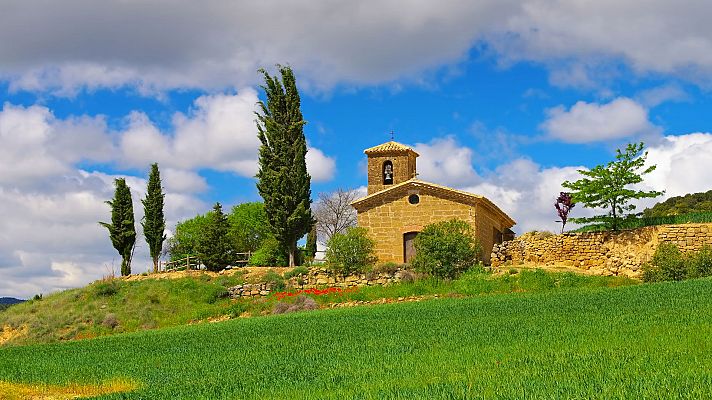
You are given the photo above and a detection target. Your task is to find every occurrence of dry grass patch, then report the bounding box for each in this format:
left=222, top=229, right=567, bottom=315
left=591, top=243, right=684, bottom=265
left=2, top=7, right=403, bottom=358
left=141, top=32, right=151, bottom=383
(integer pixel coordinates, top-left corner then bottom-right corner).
left=0, top=378, right=137, bottom=399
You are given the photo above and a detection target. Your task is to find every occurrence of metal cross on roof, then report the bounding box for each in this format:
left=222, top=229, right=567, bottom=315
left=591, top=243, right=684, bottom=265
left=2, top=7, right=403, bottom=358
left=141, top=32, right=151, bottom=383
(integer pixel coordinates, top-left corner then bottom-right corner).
left=389, top=130, right=395, bottom=141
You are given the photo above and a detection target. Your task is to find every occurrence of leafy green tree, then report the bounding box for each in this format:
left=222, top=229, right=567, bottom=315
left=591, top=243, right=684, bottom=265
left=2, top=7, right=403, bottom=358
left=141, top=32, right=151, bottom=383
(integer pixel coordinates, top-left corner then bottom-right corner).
left=326, top=227, right=377, bottom=276
left=256, top=65, right=314, bottom=267
left=142, top=163, right=166, bottom=273
left=197, top=203, right=234, bottom=271
left=167, top=214, right=209, bottom=261
left=100, top=178, right=136, bottom=276
left=305, top=225, right=317, bottom=261
left=247, top=237, right=288, bottom=267
left=562, top=142, right=663, bottom=231
left=228, top=202, right=271, bottom=253
left=411, top=219, right=482, bottom=279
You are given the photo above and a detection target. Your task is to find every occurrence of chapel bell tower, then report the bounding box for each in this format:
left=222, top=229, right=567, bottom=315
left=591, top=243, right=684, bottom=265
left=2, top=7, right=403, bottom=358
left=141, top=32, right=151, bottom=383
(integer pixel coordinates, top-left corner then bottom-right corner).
left=364, top=141, right=419, bottom=195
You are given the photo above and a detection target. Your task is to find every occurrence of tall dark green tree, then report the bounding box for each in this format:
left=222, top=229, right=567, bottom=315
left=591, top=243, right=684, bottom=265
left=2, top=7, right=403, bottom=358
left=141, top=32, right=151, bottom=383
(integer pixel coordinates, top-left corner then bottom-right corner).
left=255, top=65, right=314, bottom=266
left=563, top=142, right=663, bottom=231
left=305, top=225, right=317, bottom=261
left=100, top=178, right=136, bottom=276
left=142, top=163, right=166, bottom=273
left=197, top=202, right=234, bottom=271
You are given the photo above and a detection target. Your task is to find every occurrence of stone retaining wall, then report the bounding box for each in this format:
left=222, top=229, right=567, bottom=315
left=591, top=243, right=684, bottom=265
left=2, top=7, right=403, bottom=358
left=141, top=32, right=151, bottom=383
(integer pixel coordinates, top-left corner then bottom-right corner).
left=228, top=267, right=411, bottom=298
left=490, top=223, right=712, bottom=278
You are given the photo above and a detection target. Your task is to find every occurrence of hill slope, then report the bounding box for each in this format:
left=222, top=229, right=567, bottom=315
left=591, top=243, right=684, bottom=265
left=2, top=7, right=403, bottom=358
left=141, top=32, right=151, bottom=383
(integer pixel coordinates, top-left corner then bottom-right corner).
left=644, top=189, right=712, bottom=217
left=0, top=278, right=711, bottom=398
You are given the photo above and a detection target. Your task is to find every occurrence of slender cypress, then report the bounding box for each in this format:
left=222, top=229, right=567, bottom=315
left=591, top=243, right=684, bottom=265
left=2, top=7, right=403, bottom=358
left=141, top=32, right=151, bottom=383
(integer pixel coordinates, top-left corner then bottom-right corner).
left=305, top=225, right=318, bottom=261
left=142, top=163, right=166, bottom=273
left=100, top=178, right=136, bottom=276
left=255, top=65, right=314, bottom=266
left=197, top=202, right=233, bottom=272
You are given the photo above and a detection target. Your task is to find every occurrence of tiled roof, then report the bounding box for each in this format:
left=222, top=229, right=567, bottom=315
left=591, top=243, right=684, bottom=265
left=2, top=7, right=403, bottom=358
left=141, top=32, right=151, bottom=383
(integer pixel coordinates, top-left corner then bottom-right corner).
left=350, top=178, right=516, bottom=227
left=364, top=141, right=419, bottom=156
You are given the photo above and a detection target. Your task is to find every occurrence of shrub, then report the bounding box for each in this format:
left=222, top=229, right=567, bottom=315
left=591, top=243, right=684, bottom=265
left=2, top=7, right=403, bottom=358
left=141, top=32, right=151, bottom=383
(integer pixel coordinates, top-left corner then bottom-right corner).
left=102, top=313, right=119, bottom=329
left=411, top=219, right=482, bottom=279
left=689, top=245, right=712, bottom=278
left=643, top=243, right=687, bottom=282
left=262, top=270, right=286, bottom=291
left=374, top=262, right=403, bottom=275
left=248, top=237, right=288, bottom=267
left=326, top=227, right=377, bottom=276
left=95, top=280, right=119, bottom=297
left=399, top=270, right=418, bottom=283
left=284, top=266, right=309, bottom=280
left=272, top=295, right=319, bottom=314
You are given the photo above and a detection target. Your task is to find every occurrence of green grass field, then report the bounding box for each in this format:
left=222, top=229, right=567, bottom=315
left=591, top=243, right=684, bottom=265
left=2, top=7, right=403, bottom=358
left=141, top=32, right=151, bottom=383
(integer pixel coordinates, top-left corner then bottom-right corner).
left=2, top=277, right=712, bottom=399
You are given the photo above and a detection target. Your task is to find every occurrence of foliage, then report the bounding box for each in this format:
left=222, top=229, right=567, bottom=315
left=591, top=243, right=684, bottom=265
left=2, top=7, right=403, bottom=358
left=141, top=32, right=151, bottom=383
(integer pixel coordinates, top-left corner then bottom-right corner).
left=326, top=227, right=377, bottom=276
left=247, top=237, right=288, bottom=267
left=142, top=163, right=166, bottom=273
left=256, top=65, right=314, bottom=267
left=262, top=270, right=286, bottom=292
left=644, top=189, right=712, bottom=217
left=562, top=142, right=663, bottom=231
left=95, top=279, right=120, bottom=297
left=99, top=178, right=136, bottom=276
left=197, top=203, right=234, bottom=271
left=554, top=192, right=575, bottom=233
left=313, top=188, right=359, bottom=244
left=573, top=211, right=712, bottom=232
left=411, top=219, right=482, bottom=279
left=689, top=246, right=712, bottom=278
left=642, top=243, right=687, bottom=282
left=167, top=213, right=209, bottom=261
left=227, top=202, right=271, bottom=253
left=305, top=226, right=317, bottom=261
left=272, top=294, right=318, bottom=314
left=284, top=266, right=309, bottom=280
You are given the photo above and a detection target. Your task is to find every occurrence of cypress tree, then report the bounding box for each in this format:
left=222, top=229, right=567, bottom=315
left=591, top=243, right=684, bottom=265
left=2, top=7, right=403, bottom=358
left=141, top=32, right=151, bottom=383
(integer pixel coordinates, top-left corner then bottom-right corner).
left=100, top=178, right=136, bottom=276
left=197, top=202, right=233, bottom=272
left=305, top=225, right=317, bottom=261
left=255, top=65, right=314, bottom=267
left=142, top=163, right=166, bottom=273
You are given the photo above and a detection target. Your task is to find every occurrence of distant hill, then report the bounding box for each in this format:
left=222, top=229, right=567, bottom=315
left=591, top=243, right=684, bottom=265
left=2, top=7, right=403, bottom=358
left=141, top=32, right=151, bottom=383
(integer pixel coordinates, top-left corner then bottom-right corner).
left=643, top=189, right=712, bottom=217
left=0, top=297, right=24, bottom=305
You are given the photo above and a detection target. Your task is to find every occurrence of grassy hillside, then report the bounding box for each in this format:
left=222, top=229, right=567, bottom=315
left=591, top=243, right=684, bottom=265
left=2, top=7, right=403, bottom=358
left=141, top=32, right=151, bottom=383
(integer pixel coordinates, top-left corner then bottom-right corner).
left=0, top=269, right=634, bottom=346
left=0, top=278, right=710, bottom=398
left=644, top=189, right=712, bottom=217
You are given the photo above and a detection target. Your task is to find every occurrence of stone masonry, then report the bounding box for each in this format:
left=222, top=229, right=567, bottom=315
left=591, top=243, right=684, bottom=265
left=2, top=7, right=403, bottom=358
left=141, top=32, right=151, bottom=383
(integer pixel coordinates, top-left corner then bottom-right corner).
left=491, top=223, right=712, bottom=278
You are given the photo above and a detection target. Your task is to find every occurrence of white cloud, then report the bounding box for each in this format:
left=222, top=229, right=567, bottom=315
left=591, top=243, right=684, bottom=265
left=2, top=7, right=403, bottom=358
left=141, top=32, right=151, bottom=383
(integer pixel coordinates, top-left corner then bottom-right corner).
left=637, top=84, right=690, bottom=108
left=306, top=147, right=337, bottom=183
left=413, top=137, right=481, bottom=187
left=541, top=98, right=660, bottom=143
left=2, top=2, right=712, bottom=93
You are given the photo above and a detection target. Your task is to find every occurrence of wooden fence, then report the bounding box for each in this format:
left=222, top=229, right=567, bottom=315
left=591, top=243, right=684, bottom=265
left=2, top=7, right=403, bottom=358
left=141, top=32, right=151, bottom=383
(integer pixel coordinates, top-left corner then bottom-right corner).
left=161, top=252, right=253, bottom=272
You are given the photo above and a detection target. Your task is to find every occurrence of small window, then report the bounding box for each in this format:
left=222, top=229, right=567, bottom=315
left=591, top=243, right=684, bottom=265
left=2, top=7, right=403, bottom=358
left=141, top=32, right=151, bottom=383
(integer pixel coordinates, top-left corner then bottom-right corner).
left=383, top=161, right=394, bottom=185
left=408, top=194, right=420, bottom=204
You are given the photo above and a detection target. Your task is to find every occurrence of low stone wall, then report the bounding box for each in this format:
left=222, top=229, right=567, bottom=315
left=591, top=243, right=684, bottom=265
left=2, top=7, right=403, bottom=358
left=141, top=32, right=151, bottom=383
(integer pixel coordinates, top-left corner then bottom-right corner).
left=491, top=223, right=712, bottom=278
left=228, top=267, right=410, bottom=298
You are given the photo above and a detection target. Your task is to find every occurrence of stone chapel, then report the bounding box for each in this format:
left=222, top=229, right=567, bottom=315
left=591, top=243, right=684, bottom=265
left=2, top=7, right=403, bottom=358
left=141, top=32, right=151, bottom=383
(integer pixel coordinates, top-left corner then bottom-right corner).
left=350, top=141, right=516, bottom=264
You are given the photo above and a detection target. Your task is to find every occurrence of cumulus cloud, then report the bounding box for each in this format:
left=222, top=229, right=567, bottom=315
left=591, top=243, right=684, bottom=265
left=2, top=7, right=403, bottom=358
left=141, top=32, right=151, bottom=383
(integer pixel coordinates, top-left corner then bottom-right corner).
left=2, top=1, right=712, bottom=93
left=541, top=98, right=660, bottom=143
left=413, top=137, right=481, bottom=187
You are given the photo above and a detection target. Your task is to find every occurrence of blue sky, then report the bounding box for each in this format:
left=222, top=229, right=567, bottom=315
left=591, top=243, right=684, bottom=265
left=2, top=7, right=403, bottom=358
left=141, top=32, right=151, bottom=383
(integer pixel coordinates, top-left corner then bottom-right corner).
left=2, top=1, right=712, bottom=297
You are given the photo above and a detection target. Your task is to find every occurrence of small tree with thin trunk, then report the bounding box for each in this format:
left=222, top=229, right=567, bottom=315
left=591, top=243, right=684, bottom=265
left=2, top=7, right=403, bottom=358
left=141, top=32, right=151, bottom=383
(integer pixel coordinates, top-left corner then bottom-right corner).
left=554, top=192, right=575, bottom=233
left=305, top=225, right=317, bottom=261
left=142, top=163, right=166, bottom=273
left=100, top=178, right=136, bottom=276
left=255, top=65, right=314, bottom=266
left=313, top=188, right=359, bottom=245
left=562, top=142, right=663, bottom=231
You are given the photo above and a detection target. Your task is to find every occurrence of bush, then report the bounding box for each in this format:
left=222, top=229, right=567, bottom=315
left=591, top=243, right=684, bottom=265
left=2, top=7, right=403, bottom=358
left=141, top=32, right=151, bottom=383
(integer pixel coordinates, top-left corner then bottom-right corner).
left=284, top=266, right=309, bottom=280
left=248, top=237, right=288, bottom=267
left=689, top=245, right=712, bottom=278
left=374, top=262, right=403, bottom=275
left=411, top=219, right=482, bottom=279
left=643, top=243, right=687, bottom=282
left=326, top=227, right=377, bottom=276
left=102, top=313, right=119, bottom=329
left=95, top=280, right=119, bottom=297
left=262, top=270, right=286, bottom=291
left=272, top=295, right=319, bottom=314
